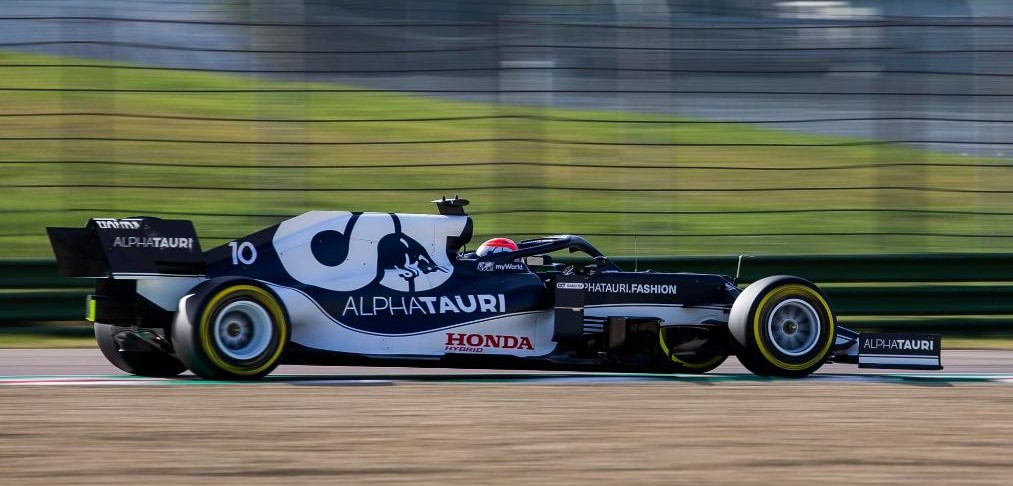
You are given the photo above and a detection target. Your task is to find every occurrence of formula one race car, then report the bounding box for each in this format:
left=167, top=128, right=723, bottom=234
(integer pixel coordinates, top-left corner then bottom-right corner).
left=47, top=198, right=941, bottom=379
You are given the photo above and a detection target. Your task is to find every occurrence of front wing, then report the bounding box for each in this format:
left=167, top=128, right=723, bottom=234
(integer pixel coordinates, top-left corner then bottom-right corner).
left=832, top=327, right=942, bottom=370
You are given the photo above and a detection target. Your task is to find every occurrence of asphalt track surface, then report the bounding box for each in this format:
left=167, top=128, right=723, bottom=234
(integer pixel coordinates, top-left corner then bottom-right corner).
left=2, top=349, right=1013, bottom=485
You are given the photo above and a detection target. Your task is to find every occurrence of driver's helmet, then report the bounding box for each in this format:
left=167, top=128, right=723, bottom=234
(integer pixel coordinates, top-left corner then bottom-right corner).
left=476, top=237, right=518, bottom=257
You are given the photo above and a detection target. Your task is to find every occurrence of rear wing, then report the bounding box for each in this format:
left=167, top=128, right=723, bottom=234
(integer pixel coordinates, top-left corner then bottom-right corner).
left=47, top=217, right=205, bottom=278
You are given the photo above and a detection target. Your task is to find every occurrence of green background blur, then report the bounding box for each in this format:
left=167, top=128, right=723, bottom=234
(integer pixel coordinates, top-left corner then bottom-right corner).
left=3, top=0, right=1011, bottom=257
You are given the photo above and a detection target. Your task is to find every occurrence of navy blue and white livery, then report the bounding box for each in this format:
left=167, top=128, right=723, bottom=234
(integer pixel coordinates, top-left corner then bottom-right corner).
left=47, top=198, right=942, bottom=379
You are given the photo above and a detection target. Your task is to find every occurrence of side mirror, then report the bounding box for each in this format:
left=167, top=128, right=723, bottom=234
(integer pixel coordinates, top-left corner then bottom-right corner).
left=524, top=255, right=553, bottom=266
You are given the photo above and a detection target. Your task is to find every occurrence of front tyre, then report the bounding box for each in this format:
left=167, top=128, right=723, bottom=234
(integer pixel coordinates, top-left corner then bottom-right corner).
left=173, top=281, right=289, bottom=380
left=95, top=324, right=187, bottom=377
left=729, top=276, right=835, bottom=378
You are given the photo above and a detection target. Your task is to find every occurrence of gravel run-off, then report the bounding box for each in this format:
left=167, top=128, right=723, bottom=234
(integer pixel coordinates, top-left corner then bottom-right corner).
left=2, top=383, right=1013, bottom=484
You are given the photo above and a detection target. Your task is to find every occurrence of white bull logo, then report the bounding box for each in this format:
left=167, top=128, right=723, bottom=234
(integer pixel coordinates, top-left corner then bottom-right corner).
left=273, top=211, right=466, bottom=293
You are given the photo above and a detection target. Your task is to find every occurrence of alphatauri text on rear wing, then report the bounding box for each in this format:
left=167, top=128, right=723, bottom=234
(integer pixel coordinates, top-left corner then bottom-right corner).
left=47, top=217, right=205, bottom=278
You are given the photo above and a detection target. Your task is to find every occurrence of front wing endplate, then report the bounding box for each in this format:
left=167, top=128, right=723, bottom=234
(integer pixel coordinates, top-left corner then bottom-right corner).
left=857, top=332, right=942, bottom=370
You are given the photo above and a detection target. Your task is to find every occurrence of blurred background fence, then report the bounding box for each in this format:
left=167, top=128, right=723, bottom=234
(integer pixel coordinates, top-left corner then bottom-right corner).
left=1, top=0, right=1012, bottom=259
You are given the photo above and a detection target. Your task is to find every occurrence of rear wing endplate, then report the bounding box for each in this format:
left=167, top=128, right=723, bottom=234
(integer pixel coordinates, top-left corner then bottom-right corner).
left=47, top=217, right=205, bottom=278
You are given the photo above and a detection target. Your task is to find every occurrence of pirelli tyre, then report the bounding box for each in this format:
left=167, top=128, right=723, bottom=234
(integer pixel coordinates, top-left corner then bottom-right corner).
left=95, top=323, right=188, bottom=377
left=657, top=327, right=727, bottom=374
left=729, top=276, right=836, bottom=378
left=173, top=278, right=289, bottom=380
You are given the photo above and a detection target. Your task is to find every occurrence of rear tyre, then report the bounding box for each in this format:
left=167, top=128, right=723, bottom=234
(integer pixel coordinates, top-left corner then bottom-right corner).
left=173, top=281, right=289, bottom=380
left=657, top=327, right=727, bottom=374
left=729, top=276, right=836, bottom=378
left=94, top=323, right=187, bottom=377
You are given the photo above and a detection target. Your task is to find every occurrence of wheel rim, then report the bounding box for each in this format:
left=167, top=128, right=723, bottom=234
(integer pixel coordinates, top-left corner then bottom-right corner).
left=766, top=298, right=821, bottom=356
left=213, top=300, right=273, bottom=361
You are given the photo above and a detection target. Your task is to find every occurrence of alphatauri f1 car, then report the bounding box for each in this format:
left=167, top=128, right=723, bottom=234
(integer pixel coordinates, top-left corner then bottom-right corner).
left=47, top=198, right=941, bottom=379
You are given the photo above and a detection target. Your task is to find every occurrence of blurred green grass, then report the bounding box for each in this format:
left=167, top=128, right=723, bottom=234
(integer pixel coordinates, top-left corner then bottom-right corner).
left=1, top=50, right=1010, bottom=257
left=0, top=328, right=95, bottom=348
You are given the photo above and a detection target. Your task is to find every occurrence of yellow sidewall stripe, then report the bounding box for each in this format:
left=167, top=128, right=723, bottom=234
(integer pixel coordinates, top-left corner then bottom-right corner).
left=752, top=284, right=835, bottom=372
left=198, top=285, right=288, bottom=376
left=659, top=329, right=724, bottom=369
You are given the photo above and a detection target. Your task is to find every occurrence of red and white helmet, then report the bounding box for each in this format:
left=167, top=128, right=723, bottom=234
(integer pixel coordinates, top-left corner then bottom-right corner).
left=476, top=237, right=518, bottom=257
